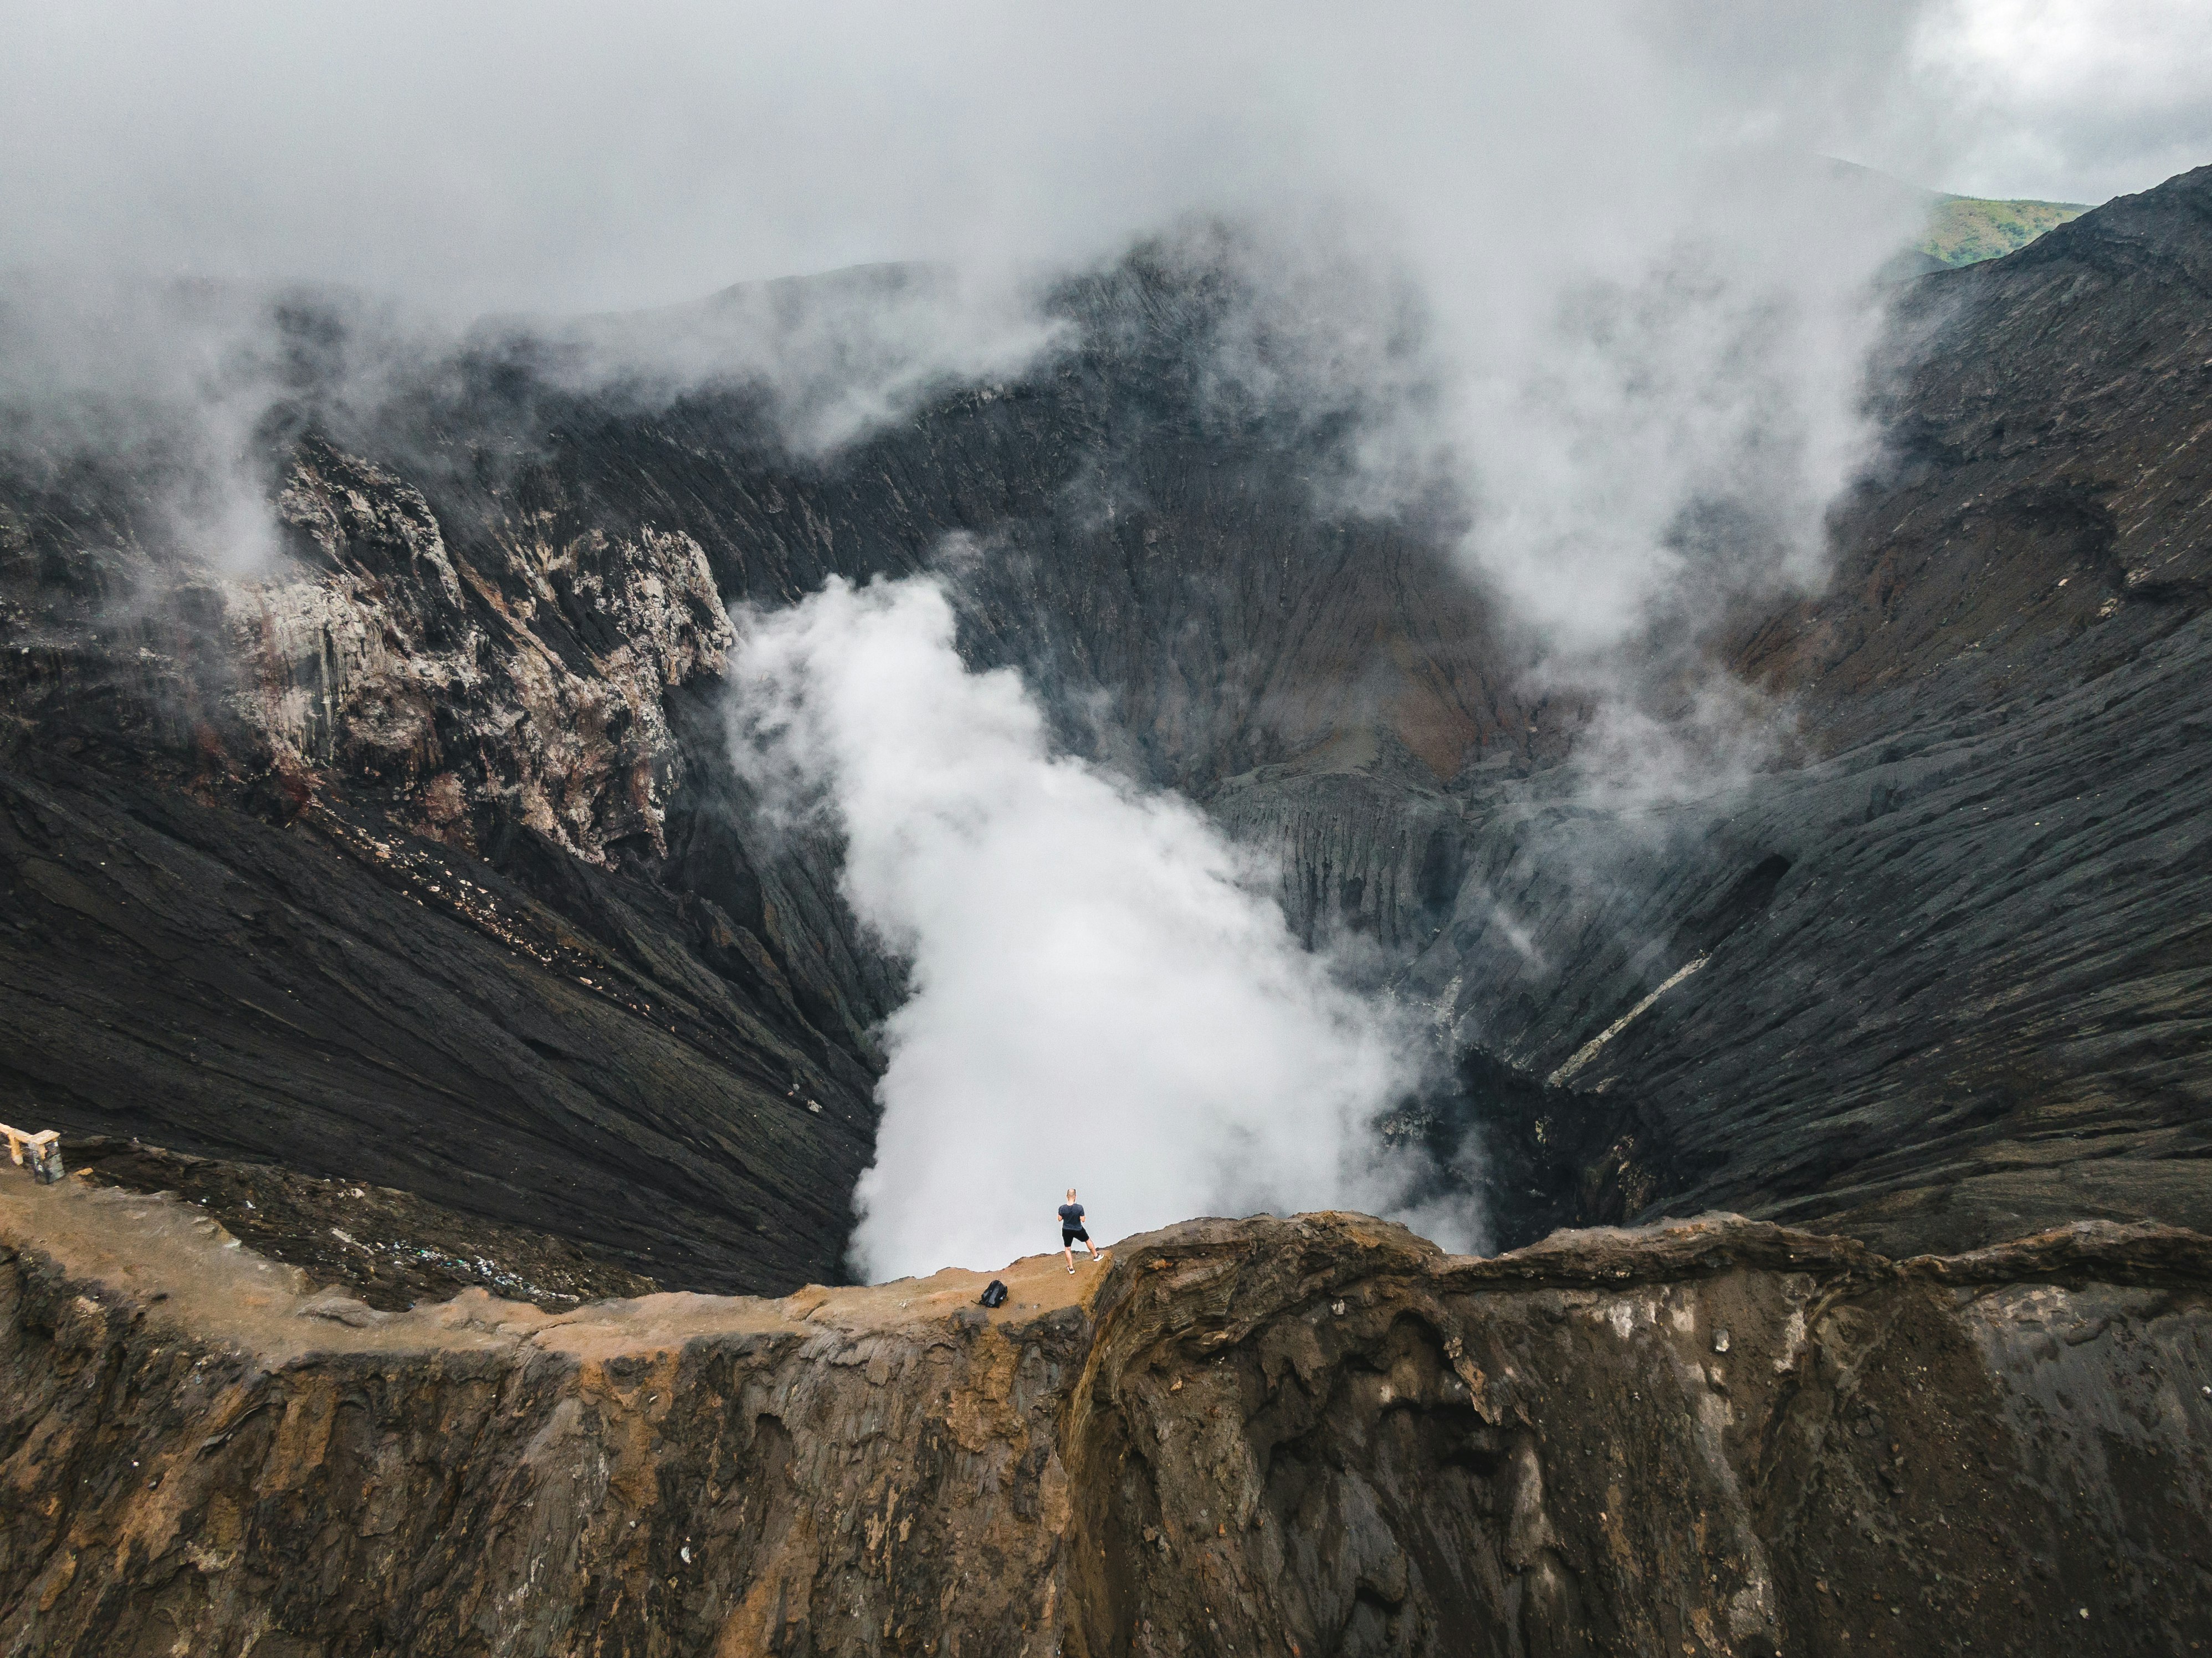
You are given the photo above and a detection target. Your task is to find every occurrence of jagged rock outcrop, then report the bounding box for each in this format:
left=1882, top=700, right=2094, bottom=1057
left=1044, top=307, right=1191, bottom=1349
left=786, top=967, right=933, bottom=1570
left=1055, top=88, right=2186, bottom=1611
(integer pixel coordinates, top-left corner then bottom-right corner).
left=4, top=1176, right=2208, bottom=1656
left=250, top=441, right=736, bottom=865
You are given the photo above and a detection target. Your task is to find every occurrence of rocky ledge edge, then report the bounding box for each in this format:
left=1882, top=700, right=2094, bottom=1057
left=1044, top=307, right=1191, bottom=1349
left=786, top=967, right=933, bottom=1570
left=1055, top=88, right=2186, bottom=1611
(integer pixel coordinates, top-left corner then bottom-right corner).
left=3, top=1173, right=2209, bottom=1656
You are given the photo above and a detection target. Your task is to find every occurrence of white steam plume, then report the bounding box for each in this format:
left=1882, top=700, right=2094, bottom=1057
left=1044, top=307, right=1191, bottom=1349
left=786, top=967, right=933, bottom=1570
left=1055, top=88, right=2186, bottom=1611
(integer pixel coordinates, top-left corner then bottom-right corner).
left=727, top=573, right=1461, bottom=1280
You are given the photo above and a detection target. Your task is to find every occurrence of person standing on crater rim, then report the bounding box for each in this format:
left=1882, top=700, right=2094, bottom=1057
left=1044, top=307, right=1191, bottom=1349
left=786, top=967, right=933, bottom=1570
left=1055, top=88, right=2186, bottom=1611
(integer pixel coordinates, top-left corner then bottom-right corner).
left=1059, top=1189, right=1101, bottom=1273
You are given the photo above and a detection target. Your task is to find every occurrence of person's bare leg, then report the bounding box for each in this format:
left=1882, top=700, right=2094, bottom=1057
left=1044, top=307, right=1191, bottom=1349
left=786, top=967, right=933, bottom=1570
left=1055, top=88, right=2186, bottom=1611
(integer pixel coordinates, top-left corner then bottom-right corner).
left=1064, top=1241, right=1077, bottom=1272
left=1087, top=1239, right=1102, bottom=1261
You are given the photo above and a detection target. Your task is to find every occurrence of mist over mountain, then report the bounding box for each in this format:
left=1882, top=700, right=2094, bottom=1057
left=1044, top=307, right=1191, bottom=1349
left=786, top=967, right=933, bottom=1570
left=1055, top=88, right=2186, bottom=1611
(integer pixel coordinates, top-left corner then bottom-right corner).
left=4, top=4, right=2212, bottom=1652
left=8, top=160, right=2211, bottom=1277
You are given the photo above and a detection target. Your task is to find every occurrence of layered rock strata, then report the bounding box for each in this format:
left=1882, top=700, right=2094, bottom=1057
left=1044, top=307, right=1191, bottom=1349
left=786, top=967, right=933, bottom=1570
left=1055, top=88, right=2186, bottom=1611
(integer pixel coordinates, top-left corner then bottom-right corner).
left=4, top=1175, right=2206, bottom=1656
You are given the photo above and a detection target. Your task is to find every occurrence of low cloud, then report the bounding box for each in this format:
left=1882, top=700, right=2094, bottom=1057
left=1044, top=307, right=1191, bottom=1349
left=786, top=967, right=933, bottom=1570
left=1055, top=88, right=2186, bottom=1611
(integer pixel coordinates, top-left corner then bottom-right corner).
left=726, top=572, right=1468, bottom=1280
left=1907, top=0, right=2212, bottom=202
left=0, top=259, right=1067, bottom=582
left=513, top=262, right=1068, bottom=457
left=11, top=2, right=2184, bottom=637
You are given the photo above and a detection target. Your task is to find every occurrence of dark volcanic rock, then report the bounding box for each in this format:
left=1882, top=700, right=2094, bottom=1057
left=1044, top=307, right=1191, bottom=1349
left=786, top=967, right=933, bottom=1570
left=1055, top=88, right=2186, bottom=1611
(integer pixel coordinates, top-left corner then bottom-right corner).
left=0, top=418, right=896, bottom=1294
left=4, top=1179, right=2209, bottom=1655
left=1411, top=165, right=2212, bottom=1252
left=3, top=165, right=2212, bottom=1279
left=0, top=244, right=1548, bottom=1289
left=0, top=759, right=875, bottom=1294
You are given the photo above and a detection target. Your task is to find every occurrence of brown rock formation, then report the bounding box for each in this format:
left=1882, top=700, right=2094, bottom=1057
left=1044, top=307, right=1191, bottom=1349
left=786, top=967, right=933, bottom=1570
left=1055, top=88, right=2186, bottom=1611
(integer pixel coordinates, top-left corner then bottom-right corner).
left=248, top=440, right=736, bottom=865
left=4, top=1174, right=2206, bottom=1656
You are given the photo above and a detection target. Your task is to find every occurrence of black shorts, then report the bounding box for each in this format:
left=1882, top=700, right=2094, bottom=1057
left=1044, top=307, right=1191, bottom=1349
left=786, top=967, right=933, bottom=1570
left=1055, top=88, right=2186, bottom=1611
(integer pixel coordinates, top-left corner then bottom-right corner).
left=1062, top=1227, right=1089, bottom=1245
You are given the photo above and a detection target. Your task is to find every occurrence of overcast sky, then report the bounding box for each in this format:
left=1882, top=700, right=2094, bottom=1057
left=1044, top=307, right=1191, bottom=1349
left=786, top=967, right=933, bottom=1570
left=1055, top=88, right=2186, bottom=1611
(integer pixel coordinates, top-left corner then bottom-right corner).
left=3, top=0, right=2206, bottom=315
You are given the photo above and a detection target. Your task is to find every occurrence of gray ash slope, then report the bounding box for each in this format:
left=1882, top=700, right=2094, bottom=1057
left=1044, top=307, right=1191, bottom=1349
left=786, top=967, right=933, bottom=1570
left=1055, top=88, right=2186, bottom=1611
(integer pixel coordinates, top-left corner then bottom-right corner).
left=1407, top=162, right=2212, bottom=1255
left=3, top=169, right=2210, bottom=1288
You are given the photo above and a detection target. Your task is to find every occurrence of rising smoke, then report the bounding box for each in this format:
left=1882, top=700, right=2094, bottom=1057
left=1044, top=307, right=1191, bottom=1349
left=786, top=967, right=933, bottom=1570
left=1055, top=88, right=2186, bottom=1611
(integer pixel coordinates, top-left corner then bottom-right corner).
left=4, top=1, right=2202, bottom=1275
left=727, top=574, right=1456, bottom=1279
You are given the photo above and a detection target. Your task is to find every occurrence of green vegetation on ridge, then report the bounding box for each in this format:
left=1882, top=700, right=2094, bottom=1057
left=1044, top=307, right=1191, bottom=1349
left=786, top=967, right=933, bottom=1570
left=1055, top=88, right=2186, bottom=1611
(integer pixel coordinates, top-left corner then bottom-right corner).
left=1921, top=194, right=2092, bottom=267
left=1824, top=158, right=2097, bottom=274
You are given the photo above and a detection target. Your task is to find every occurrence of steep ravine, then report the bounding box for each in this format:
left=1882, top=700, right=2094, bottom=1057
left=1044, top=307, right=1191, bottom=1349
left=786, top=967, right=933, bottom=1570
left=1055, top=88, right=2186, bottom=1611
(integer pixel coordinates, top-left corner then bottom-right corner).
left=4, top=1174, right=2208, bottom=1656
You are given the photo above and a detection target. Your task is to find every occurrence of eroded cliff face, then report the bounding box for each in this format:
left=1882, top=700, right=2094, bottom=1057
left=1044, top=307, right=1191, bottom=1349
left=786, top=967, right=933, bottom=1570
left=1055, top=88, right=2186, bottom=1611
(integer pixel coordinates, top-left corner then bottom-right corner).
left=0, top=252, right=1534, bottom=1291
left=4, top=1176, right=2206, bottom=1657
left=247, top=441, right=735, bottom=866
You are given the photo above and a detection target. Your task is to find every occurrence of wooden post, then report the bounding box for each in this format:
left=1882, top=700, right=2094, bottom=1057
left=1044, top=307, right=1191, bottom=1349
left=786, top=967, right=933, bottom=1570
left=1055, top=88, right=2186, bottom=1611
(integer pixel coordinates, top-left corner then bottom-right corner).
left=2, top=1124, right=64, bottom=1184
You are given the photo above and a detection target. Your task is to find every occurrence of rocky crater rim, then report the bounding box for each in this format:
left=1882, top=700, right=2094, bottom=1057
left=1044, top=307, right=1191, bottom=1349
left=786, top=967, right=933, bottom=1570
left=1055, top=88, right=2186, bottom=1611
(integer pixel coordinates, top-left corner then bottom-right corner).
left=7, top=1174, right=2206, bottom=1369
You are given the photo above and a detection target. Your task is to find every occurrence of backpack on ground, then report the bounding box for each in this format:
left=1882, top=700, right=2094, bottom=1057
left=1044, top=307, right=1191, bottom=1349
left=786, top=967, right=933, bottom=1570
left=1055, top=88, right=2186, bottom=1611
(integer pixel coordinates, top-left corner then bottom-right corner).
left=979, top=1279, right=1008, bottom=1308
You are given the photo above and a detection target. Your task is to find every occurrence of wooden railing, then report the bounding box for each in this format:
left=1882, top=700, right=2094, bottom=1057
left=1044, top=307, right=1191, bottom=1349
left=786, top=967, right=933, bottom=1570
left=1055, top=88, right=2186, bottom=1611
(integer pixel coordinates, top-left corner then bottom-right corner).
left=3, top=1124, right=63, bottom=1184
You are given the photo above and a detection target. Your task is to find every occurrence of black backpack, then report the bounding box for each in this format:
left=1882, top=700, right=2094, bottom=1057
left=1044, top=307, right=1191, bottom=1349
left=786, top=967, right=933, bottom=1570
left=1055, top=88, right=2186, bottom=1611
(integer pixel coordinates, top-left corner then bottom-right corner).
left=979, top=1279, right=1008, bottom=1309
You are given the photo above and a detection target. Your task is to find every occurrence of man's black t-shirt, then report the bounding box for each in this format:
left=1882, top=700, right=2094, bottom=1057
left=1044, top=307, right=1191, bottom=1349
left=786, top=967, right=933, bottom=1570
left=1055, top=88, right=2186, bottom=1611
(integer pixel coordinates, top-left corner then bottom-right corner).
left=1058, top=1202, right=1084, bottom=1229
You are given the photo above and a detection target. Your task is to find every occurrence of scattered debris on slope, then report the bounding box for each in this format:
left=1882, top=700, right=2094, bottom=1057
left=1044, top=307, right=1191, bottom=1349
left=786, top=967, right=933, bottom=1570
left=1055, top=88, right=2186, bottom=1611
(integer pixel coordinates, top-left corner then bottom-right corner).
left=68, top=1137, right=658, bottom=1310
